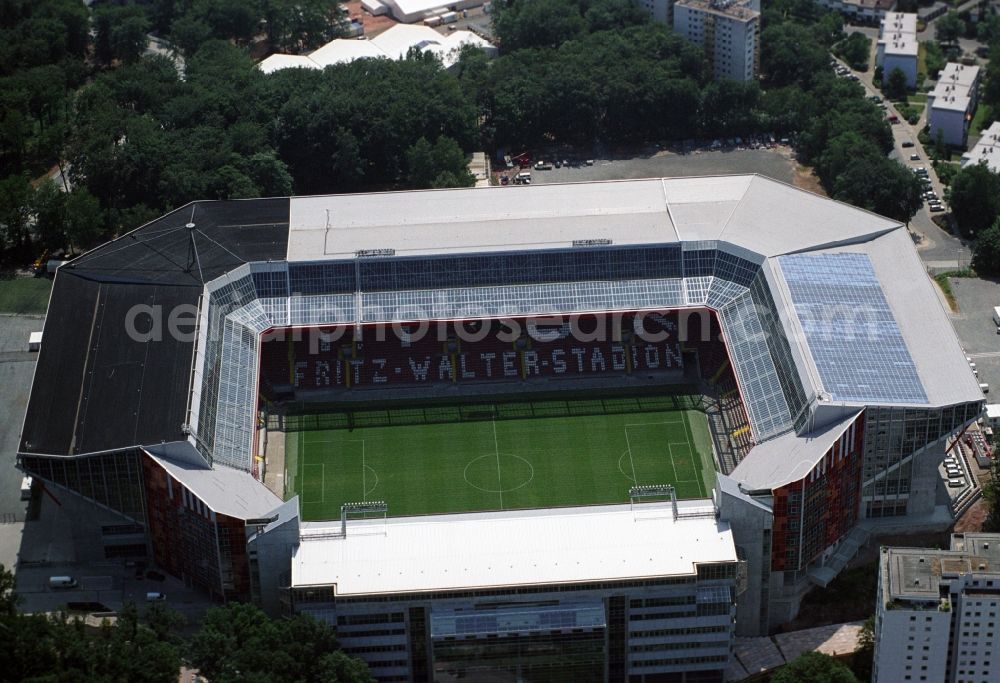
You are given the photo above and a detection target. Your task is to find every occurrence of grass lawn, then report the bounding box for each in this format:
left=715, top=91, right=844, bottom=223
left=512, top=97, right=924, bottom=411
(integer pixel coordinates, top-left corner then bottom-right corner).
left=286, top=402, right=715, bottom=521
left=971, top=105, right=993, bottom=135
left=0, top=277, right=51, bottom=314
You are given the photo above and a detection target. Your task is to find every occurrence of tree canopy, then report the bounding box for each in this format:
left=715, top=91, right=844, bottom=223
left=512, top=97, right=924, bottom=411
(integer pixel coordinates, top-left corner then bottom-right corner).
left=972, top=218, right=1000, bottom=276
left=948, top=163, right=1000, bottom=238
left=0, top=565, right=372, bottom=683
left=189, top=603, right=374, bottom=683
left=772, top=652, right=860, bottom=683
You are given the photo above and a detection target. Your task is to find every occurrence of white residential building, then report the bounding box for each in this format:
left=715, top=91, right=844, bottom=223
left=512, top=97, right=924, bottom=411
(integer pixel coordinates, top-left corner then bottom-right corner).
left=672, top=0, right=760, bottom=82
left=928, top=63, right=981, bottom=148
left=873, top=533, right=1000, bottom=683
left=816, top=0, right=897, bottom=24
left=876, top=12, right=918, bottom=89
left=961, top=121, right=1000, bottom=173
left=635, top=0, right=758, bottom=29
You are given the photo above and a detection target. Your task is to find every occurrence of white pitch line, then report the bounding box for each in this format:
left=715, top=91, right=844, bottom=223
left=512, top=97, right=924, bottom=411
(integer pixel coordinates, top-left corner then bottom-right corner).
left=624, top=420, right=684, bottom=428
left=320, top=463, right=326, bottom=504
left=362, top=440, right=366, bottom=502
left=666, top=443, right=680, bottom=482
left=623, top=426, right=639, bottom=485
left=492, top=420, right=503, bottom=510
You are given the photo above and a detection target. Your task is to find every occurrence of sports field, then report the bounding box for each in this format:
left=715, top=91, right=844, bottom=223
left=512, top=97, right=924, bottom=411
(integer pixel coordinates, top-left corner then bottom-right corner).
left=285, top=401, right=715, bottom=521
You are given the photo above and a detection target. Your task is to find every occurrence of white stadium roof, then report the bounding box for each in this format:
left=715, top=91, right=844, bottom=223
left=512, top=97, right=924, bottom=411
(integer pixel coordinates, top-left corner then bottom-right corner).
left=292, top=503, right=736, bottom=595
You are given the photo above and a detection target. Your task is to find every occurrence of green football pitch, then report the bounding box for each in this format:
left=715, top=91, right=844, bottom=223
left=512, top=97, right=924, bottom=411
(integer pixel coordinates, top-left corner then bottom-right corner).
left=285, top=406, right=715, bottom=521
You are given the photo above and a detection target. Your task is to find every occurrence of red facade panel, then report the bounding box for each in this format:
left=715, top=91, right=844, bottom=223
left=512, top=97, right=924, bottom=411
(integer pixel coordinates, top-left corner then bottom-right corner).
left=142, top=454, right=252, bottom=602
left=770, top=412, right=865, bottom=572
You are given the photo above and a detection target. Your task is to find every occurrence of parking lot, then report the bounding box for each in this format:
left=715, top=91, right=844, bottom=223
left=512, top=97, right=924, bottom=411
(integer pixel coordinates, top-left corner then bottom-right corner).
left=523, top=146, right=798, bottom=186
left=947, top=277, right=1000, bottom=395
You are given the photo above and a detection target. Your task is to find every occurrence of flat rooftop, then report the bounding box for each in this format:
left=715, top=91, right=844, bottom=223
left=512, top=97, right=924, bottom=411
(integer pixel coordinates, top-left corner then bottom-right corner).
left=674, top=0, right=760, bottom=20
left=961, top=121, right=1000, bottom=172
left=882, top=533, right=1000, bottom=602
left=880, top=12, right=916, bottom=36
left=291, top=502, right=735, bottom=595
left=879, top=32, right=918, bottom=57
left=930, top=63, right=980, bottom=112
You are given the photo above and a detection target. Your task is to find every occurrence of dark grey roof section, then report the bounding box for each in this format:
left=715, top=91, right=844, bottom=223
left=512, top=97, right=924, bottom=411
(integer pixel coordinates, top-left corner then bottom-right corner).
left=67, top=199, right=290, bottom=287
left=19, top=199, right=290, bottom=456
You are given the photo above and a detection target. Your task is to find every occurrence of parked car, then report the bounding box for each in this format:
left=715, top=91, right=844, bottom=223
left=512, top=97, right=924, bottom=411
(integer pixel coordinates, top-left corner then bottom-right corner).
left=910, top=153, right=920, bottom=161
left=930, top=204, right=946, bottom=212
left=901, top=140, right=914, bottom=148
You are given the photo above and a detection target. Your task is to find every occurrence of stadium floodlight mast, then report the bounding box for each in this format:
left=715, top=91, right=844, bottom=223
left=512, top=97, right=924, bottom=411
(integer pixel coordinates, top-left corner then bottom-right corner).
left=341, top=500, right=388, bottom=536
left=629, top=484, right=678, bottom=519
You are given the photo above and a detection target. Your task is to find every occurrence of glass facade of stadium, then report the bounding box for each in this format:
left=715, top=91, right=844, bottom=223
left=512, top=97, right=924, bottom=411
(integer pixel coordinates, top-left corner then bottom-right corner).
left=290, top=563, right=738, bottom=683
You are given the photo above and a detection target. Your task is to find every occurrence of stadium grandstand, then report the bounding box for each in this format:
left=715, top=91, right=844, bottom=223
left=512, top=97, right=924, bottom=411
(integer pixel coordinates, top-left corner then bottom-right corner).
left=17, top=175, right=984, bottom=682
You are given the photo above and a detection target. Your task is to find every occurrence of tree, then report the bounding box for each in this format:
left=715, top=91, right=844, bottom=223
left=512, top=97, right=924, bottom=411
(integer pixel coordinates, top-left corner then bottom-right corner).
left=772, top=652, right=860, bottom=683
left=262, top=0, right=348, bottom=53
left=492, top=0, right=586, bottom=51
left=405, top=136, right=475, bottom=189
left=973, top=218, right=1000, bottom=275
left=65, top=188, right=106, bottom=249
left=0, top=564, right=18, bottom=616
left=31, top=180, right=68, bottom=249
left=834, top=32, right=870, bottom=71
left=924, top=40, right=946, bottom=79
left=189, top=603, right=373, bottom=683
left=948, top=163, right=1000, bottom=237
left=170, top=15, right=213, bottom=58
left=0, top=173, right=33, bottom=251
left=851, top=615, right=875, bottom=682
left=93, top=5, right=151, bottom=66
left=936, top=11, right=965, bottom=46
left=832, top=156, right=923, bottom=223
left=885, top=67, right=908, bottom=99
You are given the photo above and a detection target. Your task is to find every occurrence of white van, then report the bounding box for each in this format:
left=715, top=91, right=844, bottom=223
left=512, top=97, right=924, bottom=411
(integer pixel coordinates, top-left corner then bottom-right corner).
left=20, top=476, right=32, bottom=501
left=48, top=576, right=77, bottom=589
left=146, top=592, right=166, bottom=602
left=981, top=383, right=990, bottom=394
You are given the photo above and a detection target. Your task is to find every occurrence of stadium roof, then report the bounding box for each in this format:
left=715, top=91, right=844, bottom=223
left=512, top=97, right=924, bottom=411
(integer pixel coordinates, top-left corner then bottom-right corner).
left=730, top=410, right=862, bottom=490
left=144, top=442, right=283, bottom=519
left=20, top=176, right=982, bottom=492
left=291, top=503, right=737, bottom=594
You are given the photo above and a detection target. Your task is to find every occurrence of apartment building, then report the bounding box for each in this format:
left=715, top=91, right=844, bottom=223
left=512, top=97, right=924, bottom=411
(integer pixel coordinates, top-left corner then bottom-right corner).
left=876, top=12, right=918, bottom=89
left=961, top=121, right=1000, bottom=173
left=874, top=533, right=1000, bottom=683
left=928, top=63, right=981, bottom=148
left=672, top=0, right=760, bottom=82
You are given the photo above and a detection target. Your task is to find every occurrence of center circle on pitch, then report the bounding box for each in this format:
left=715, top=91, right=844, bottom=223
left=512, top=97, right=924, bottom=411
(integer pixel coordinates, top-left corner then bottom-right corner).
left=464, top=454, right=535, bottom=493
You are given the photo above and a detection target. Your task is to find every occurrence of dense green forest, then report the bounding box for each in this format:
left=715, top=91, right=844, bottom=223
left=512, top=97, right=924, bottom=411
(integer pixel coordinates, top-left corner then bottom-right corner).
left=0, top=0, right=922, bottom=264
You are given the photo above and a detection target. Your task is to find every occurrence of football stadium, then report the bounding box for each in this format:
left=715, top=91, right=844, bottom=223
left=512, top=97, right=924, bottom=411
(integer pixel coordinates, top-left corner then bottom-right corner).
left=17, top=175, right=985, bottom=682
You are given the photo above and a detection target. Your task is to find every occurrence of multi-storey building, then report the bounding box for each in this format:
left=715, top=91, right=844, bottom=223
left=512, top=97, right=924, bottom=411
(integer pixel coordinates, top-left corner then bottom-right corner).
left=672, top=0, right=760, bottom=82
left=285, top=503, right=739, bottom=682
left=876, top=12, right=918, bottom=88
left=928, top=63, right=981, bottom=148
left=816, top=0, right=896, bottom=24
left=961, top=120, right=1000, bottom=172
left=874, top=533, right=1000, bottom=683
